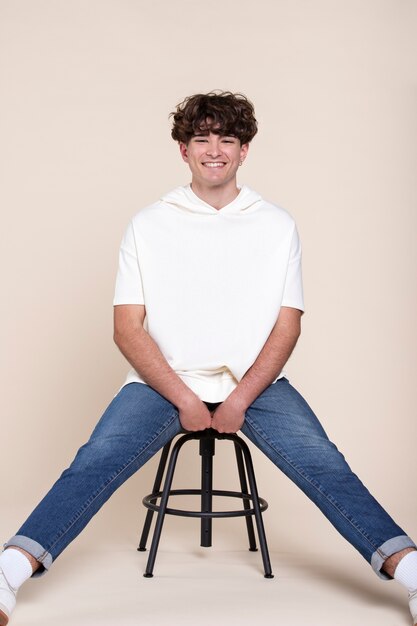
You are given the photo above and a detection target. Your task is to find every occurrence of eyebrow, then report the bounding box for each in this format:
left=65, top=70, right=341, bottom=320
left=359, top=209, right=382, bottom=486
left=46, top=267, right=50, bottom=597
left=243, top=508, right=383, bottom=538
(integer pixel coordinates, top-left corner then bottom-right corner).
left=192, top=132, right=237, bottom=138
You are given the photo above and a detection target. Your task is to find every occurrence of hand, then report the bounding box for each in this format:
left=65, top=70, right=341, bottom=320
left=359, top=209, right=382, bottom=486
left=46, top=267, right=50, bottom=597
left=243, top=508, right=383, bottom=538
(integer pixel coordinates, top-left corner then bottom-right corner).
left=210, top=397, right=246, bottom=434
left=178, top=394, right=213, bottom=432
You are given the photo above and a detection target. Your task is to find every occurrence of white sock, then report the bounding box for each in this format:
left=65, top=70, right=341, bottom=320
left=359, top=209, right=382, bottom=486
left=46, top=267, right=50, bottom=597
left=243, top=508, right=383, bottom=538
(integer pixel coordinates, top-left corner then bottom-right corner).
left=0, top=548, right=33, bottom=590
left=394, top=550, right=417, bottom=593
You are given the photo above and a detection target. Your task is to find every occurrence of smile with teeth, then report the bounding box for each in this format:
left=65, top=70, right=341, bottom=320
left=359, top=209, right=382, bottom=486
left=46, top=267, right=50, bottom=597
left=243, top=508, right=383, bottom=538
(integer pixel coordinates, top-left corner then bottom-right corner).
left=203, top=162, right=226, bottom=168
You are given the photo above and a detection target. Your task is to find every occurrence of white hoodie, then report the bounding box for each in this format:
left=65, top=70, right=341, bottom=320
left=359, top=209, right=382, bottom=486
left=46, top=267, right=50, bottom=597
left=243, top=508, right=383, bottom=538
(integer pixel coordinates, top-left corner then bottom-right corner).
left=113, top=184, right=304, bottom=402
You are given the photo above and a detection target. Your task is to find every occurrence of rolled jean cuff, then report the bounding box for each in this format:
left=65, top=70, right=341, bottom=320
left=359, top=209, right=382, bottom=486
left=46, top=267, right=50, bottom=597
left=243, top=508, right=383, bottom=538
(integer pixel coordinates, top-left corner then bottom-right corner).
left=3, top=535, right=52, bottom=578
left=371, top=535, right=417, bottom=580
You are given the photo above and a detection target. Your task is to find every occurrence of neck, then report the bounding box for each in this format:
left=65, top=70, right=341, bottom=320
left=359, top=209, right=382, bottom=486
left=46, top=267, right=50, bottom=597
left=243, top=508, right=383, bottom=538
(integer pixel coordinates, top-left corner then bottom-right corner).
left=190, top=180, right=240, bottom=210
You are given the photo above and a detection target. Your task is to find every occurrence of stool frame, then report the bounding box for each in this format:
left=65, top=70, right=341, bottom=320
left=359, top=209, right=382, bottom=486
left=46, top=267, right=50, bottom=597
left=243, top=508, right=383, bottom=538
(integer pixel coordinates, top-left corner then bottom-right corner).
left=137, top=427, right=274, bottom=579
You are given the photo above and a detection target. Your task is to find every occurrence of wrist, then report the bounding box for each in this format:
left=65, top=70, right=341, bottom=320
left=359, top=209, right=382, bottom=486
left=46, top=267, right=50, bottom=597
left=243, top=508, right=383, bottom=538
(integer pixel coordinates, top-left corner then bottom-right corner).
left=176, top=390, right=202, bottom=411
left=225, top=390, right=249, bottom=412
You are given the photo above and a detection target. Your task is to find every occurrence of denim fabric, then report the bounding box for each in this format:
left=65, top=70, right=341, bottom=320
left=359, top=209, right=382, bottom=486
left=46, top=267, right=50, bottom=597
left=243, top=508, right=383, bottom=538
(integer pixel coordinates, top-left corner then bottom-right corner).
left=4, top=378, right=415, bottom=579
left=240, top=378, right=416, bottom=579
left=5, top=383, right=183, bottom=575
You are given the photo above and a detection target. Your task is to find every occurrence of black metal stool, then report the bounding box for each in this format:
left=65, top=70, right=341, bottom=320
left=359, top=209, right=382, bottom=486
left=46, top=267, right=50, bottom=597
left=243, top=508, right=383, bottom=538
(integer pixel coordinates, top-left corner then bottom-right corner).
left=137, top=427, right=274, bottom=579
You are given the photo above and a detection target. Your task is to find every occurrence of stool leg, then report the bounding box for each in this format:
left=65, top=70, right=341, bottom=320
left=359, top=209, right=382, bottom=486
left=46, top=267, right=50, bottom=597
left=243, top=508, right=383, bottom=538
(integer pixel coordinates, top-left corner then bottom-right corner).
left=233, top=442, right=257, bottom=552
left=143, top=438, right=184, bottom=578
left=238, top=439, right=274, bottom=578
left=138, top=440, right=172, bottom=551
left=200, top=435, right=215, bottom=547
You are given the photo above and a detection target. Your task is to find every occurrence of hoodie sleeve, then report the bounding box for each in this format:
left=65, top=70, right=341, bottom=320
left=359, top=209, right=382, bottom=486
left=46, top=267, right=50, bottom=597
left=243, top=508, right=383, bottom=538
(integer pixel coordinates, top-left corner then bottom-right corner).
left=281, top=224, right=305, bottom=314
left=113, top=221, right=145, bottom=305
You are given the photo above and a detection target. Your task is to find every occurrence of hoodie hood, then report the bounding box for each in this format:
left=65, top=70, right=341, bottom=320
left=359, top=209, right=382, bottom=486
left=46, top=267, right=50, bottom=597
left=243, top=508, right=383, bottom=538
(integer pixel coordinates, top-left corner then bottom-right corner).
left=161, top=184, right=263, bottom=215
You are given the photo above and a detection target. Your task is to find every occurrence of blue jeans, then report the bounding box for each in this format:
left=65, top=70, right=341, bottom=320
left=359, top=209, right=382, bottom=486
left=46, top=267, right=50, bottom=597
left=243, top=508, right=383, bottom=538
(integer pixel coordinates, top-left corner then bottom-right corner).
left=4, top=378, right=415, bottom=579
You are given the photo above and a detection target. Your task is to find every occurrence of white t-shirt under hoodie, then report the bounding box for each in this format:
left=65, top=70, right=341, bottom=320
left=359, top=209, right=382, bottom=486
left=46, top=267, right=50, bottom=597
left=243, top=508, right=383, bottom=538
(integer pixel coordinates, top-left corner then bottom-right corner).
left=113, top=184, right=305, bottom=402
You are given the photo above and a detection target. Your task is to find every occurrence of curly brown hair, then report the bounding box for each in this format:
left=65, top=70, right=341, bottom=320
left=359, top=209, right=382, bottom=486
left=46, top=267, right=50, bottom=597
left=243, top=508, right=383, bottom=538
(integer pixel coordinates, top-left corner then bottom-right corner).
left=170, top=90, right=258, bottom=145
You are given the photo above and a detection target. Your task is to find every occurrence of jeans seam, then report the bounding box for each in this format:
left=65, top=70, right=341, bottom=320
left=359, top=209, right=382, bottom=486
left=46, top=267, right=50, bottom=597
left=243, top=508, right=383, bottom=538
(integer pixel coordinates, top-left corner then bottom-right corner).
left=244, top=416, right=380, bottom=553
left=46, top=410, right=178, bottom=554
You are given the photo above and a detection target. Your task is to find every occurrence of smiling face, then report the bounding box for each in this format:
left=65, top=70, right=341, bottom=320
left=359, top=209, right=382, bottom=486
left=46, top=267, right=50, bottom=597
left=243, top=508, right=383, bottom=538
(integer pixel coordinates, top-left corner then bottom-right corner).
left=179, top=126, right=249, bottom=192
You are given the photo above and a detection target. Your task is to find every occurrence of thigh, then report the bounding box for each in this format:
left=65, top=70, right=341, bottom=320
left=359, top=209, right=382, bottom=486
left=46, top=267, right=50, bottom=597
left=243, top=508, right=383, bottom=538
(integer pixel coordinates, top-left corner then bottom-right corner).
left=242, top=377, right=332, bottom=454
left=76, top=381, right=183, bottom=469
left=241, top=377, right=354, bottom=483
left=90, top=381, right=179, bottom=439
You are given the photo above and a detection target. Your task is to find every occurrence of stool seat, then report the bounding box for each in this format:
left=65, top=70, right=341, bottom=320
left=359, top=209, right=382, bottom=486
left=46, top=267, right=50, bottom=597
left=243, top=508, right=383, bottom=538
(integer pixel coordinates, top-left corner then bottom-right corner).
left=138, top=427, right=274, bottom=579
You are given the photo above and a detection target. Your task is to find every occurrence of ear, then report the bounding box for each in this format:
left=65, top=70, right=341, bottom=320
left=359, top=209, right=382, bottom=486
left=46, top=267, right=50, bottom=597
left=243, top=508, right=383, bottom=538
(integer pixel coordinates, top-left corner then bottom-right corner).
left=240, top=142, right=249, bottom=162
left=179, top=142, right=189, bottom=163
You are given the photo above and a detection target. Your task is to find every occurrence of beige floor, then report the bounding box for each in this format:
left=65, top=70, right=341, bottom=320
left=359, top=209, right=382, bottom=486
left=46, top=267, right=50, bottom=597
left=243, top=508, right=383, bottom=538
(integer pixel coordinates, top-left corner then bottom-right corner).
left=8, top=533, right=412, bottom=626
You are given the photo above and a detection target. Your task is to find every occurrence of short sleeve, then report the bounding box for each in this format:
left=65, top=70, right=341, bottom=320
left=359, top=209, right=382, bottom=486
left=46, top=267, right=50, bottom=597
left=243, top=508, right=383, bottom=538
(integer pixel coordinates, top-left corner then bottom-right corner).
left=281, top=224, right=305, bottom=314
left=113, top=221, right=145, bottom=305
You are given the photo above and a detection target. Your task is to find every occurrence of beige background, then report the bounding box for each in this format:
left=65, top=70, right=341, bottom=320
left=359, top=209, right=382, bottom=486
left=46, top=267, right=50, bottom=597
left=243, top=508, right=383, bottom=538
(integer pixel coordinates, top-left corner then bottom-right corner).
left=0, top=1, right=416, bottom=624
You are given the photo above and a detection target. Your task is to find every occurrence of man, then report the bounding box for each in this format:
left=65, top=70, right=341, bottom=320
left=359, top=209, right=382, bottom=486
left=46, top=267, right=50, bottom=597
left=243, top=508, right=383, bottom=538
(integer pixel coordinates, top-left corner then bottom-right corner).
left=1, top=90, right=416, bottom=625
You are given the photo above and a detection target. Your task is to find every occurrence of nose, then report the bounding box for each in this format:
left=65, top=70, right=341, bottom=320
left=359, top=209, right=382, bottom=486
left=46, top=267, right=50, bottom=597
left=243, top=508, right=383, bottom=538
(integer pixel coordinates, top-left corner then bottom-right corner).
left=206, top=137, right=222, bottom=158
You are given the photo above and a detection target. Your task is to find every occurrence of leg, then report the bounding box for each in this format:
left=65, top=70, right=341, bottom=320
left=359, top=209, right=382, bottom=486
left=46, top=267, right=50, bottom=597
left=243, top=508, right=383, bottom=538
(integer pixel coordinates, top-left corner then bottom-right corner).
left=240, top=377, right=416, bottom=580
left=383, top=547, right=417, bottom=577
left=3, top=382, right=182, bottom=576
left=137, top=440, right=173, bottom=551
left=199, top=435, right=214, bottom=548
left=2, top=548, right=38, bottom=574
left=233, top=442, right=257, bottom=551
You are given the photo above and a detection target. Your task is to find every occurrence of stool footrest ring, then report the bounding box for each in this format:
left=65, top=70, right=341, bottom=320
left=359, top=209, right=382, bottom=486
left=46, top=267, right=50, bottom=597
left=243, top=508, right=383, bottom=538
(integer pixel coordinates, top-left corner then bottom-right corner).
left=142, top=488, right=268, bottom=518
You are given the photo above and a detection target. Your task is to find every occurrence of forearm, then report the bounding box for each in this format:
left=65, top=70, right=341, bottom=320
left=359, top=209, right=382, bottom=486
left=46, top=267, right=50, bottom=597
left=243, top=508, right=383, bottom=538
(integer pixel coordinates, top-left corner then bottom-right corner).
left=227, top=312, right=301, bottom=411
left=114, top=326, right=197, bottom=410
